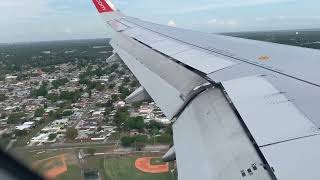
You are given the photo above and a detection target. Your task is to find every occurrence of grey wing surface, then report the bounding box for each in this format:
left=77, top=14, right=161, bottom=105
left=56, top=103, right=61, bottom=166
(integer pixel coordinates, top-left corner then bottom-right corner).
left=92, top=1, right=320, bottom=180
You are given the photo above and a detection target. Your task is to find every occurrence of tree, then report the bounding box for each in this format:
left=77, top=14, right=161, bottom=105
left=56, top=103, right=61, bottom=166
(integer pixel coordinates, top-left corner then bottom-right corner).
left=151, top=128, right=159, bottom=135
left=147, top=120, right=165, bottom=130
left=108, top=83, right=115, bottom=89
left=134, top=135, right=148, bottom=143
left=0, top=113, right=7, bottom=119
left=123, top=76, right=130, bottom=83
left=14, top=130, right=28, bottom=137
left=121, top=136, right=134, bottom=147
left=130, top=80, right=139, bottom=88
left=132, top=101, right=143, bottom=108
left=0, top=94, right=7, bottom=101
left=0, top=75, right=5, bottom=81
left=48, top=133, right=57, bottom=141
left=52, top=78, right=68, bottom=89
left=94, top=67, right=103, bottom=77
left=62, top=110, right=73, bottom=116
left=7, top=112, right=25, bottom=124
left=126, top=116, right=145, bottom=130
left=118, top=86, right=130, bottom=100
left=60, top=91, right=80, bottom=101
left=111, top=63, right=119, bottom=70
left=34, top=108, right=45, bottom=117
left=114, top=107, right=129, bottom=128
left=108, top=74, right=115, bottom=82
left=31, top=85, right=48, bottom=97
left=46, top=94, right=59, bottom=102
left=135, top=141, right=145, bottom=151
left=66, top=127, right=78, bottom=140
left=86, top=148, right=96, bottom=155
left=79, top=77, right=89, bottom=85
left=48, top=111, right=55, bottom=118
left=156, top=134, right=173, bottom=144
left=95, top=83, right=105, bottom=91
left=111, top=94, right=119, bottom=102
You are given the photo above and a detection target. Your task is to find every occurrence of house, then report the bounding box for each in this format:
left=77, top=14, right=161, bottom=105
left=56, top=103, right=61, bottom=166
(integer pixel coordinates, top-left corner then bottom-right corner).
left=52, top=118, right=69, bottom=126
left=116, top=101, right=125, bottom=108
left=15, top=121, right=35, bottom=131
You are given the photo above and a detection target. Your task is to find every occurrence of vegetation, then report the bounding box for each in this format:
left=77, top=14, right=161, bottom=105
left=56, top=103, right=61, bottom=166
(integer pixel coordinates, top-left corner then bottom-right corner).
left=104, top=156, right=176, bottom=180
left=156, top=134, right=173, bottom=144
left=147, top=120, right=165, bottom=130
left=7, top=112, right=25, bottom=124
left=34, top=108, right=45, bottom=117
left=31, top=85, right=48, bottom=97
left=120, top=135, right=148, bottom=147
left=62, top=110, right=73, bottom=116
left=60, top=91, right=80, bottom=102
left=52, top=78, right=68, bottom=89
left=56, top=165, right=82, bottom=180
left=125, top=116, right=145, bottom=130
left=86, top=148, right=96, bottom=155
left=14, top=130, right=28, bottom=137
left=111, top=94, right=119, bottom=102
left=66, top=127, right=78, bottom=140
left=114, top=107, right=129, bottom=128
left=132, top=101, right=143, bottom=108
left=0, top=39, right=111, bottom=77
left=95, top=83, right=105, bottom=91
left=48, top=133, right=57, bottom=141
left=0, top=93, right=7, bottom=101
left=119, top=85, right=130, bottom=100
left=0, top=133, right=12, bottom=148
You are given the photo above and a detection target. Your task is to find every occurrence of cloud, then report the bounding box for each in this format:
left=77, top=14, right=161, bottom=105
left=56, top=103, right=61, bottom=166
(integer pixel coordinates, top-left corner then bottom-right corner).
left=65, top=27, right=72, bottom=34
left=207, top=19, right=217, bottom=24
left=147, top=0, right=295, bottom=14
left=168, top=19, right=177, bottom=27
left=0, top=0, right=53, bottom=21
left=207, top=18, right=238, bottom=26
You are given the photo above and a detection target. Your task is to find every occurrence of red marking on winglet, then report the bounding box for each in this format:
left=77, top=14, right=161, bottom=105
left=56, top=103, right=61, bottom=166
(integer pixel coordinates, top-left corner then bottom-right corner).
left=92, top=0, right=113, bottom=13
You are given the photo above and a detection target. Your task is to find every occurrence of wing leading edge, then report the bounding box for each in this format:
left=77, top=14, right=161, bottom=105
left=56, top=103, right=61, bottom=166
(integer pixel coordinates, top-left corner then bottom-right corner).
left=92, top=1, right=320, bottom=180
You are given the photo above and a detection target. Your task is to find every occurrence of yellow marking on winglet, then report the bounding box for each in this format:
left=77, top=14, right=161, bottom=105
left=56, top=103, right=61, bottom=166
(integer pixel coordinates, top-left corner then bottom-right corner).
left=258, top=55, right=270, bottom=61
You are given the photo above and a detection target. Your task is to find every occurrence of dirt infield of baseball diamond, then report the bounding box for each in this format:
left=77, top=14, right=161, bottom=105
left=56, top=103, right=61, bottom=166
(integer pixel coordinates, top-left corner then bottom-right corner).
left=135, top=157, right=169, bottom=173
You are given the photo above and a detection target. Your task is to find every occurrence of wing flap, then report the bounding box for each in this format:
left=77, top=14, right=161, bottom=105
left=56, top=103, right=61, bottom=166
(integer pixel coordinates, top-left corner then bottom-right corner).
left=261, top=135, right=320, bottom=180
left=222, top=76, right=319, bottom=146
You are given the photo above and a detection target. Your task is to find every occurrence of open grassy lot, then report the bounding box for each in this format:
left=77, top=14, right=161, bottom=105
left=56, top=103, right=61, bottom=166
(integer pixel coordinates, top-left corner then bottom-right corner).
left=11, top=149, right=83, bottom=180
left=104, top=156, right=177, bottom=180
left=56, top=165, right=82, bottom=180
left=10, top=148, right=178, bottom=180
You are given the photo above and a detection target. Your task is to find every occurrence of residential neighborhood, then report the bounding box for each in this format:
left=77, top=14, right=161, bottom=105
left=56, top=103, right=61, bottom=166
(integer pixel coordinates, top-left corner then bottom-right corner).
left=0, top=40, right=173, bottom=151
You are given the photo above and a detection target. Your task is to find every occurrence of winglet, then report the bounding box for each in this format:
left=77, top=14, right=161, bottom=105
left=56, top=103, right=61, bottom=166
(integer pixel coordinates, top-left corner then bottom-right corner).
left=92, top=0, right=115, bottom=13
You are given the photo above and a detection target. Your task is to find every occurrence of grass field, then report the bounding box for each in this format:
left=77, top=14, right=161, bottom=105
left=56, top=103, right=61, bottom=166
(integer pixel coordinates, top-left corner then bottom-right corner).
left=104, top=156, right=177, bottom=180
left=56, top=165, right=82, bottom=180
left=11, top=149, right=178, bottom=180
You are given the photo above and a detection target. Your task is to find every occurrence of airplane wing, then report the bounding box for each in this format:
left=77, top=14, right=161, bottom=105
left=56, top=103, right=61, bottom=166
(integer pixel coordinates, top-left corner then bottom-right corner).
left=92, top=1, right=320, bottom=179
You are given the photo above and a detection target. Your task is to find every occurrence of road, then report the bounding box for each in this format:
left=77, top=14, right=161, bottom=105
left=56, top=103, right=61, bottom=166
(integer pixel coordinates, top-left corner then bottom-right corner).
left=17, top=140, right=119, bottom=151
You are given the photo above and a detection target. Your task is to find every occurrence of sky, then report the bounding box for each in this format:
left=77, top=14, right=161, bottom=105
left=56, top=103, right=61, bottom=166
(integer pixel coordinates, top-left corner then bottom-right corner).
left=0, top=0, right=320, bottom=43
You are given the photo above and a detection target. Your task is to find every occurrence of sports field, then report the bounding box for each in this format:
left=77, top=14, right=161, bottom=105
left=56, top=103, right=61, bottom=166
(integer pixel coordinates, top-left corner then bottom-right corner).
left=104, top=156, right=177, bottom=180
left=14, top=149, right=177, bottom=180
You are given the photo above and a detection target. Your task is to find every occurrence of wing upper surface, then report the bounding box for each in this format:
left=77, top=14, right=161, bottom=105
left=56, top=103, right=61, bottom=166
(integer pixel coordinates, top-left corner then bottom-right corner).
left=92, top=1, right=320, bottom=180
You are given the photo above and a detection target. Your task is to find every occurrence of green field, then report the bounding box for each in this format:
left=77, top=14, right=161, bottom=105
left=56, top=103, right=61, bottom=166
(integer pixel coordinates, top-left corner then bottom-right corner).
left=56, top=165, right=82, bottom=180
left=11, top=149, right=178, bottom=180
left=104, top=156, right=177, bottom=180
